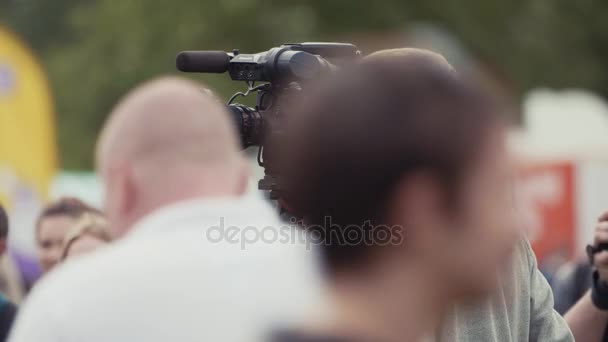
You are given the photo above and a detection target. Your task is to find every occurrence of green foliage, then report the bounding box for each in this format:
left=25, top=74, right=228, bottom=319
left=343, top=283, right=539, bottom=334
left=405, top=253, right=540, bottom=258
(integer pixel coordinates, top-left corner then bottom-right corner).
left=1, top=0, right=607, bottom=169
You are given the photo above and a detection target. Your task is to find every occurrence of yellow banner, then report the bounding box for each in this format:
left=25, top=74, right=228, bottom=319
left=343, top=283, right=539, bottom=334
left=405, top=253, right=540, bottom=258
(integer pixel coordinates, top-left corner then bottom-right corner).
left=0, top=26, right=57, bottom=208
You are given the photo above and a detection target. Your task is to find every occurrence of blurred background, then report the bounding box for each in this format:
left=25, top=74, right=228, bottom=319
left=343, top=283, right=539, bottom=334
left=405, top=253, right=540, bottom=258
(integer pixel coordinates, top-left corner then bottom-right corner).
left=1, top=0, right=608, bottom=289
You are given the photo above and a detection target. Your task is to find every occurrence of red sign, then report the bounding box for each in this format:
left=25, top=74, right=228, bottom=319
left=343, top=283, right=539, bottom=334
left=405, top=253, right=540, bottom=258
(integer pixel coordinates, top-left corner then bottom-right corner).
left=517, top=162, right=576, bottom=264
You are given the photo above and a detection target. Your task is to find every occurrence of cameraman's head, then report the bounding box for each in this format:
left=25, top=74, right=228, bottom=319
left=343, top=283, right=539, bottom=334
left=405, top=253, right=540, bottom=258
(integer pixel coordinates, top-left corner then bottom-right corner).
left=281, top=49, right=519, bottom=301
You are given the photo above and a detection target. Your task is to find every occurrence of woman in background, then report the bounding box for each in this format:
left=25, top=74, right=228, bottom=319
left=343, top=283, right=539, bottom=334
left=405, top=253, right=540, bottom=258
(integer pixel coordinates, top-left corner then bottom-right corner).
left=36, top=197, right=102, bottom=274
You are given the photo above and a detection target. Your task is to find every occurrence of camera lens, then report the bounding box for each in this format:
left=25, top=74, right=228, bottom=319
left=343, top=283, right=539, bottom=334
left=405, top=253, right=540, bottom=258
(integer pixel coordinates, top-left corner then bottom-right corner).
left=227, top=104, right=264, bottom=148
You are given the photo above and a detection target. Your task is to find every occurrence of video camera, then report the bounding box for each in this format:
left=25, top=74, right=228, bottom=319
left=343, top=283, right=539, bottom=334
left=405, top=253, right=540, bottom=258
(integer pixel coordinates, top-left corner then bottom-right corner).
left=176, top=42, right=361, bottom=199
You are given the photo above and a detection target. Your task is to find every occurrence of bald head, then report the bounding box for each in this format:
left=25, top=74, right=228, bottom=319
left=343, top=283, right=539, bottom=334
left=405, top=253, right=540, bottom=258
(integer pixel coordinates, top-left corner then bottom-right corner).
left=97, top=77, right=239, bottom=168
left=97, top=76, right=247, bottom=237
left=365, top=48, right=456, bottom=75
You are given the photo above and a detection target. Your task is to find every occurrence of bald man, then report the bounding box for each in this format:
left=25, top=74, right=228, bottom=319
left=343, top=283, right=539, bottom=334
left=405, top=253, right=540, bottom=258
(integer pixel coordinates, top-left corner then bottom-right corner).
left=96, top=77, right=248, bottom=237
left=9, top=77, right=323, bottom=342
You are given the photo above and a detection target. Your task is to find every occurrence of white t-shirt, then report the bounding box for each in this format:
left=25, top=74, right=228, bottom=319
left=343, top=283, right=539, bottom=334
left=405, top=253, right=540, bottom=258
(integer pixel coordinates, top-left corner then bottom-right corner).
left=9, top=195, right=325, bottom=342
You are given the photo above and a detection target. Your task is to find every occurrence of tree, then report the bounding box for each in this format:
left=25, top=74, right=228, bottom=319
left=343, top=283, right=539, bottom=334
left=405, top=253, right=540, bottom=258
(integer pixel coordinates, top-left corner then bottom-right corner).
left=1, top=0, right=607, bottom=169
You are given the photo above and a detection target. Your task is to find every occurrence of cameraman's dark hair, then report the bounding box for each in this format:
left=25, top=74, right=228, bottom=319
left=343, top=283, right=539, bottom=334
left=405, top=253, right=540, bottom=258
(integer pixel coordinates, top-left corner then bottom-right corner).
left=281, top=50, right=502, bottom=274
left=36, top=197, right=102, bottom=237
left=0, top=205, right=8, bottom=239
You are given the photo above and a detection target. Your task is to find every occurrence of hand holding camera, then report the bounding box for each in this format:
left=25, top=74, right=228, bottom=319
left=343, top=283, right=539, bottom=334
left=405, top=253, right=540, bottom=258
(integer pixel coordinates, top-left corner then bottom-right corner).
left=586, top=212, right=608, bottom=309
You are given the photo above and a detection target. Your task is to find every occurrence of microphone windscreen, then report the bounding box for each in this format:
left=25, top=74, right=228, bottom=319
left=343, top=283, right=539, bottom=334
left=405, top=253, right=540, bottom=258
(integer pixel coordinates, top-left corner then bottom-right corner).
left=176, top=51, right=230, bottom=73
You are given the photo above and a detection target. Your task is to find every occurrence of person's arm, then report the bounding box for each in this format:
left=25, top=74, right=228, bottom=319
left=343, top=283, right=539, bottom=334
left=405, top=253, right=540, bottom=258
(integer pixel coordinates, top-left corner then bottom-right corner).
left=565, top=212, right=608, bottom=342
left=523, top=240, right=574, bottom=341
left=564, top=291, right=608, bottom=342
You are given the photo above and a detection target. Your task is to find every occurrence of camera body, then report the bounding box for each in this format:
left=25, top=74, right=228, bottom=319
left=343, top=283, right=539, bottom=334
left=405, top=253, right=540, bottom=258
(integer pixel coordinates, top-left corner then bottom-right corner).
left=177, top=42, right=361, bottom=199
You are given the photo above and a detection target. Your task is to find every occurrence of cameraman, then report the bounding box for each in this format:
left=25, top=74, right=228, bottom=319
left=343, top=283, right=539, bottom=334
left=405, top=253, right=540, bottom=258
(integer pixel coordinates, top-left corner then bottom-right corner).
left=275, top=50, right=522, bottom=341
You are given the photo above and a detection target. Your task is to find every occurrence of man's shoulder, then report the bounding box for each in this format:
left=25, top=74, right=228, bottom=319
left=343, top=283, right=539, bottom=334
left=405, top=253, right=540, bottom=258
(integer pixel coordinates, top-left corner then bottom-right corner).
left=24, top=240, right=145, bottom=304
left=32, top=242, right=130, bottom=294
left=38, top=218, right=317, bottom=292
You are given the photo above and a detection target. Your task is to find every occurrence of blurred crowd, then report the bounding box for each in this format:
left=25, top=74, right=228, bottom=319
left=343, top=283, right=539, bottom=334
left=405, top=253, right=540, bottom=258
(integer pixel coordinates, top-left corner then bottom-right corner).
left=0, top=198, right=110, bottom=340
left=1, top=48, right=608, bottom=342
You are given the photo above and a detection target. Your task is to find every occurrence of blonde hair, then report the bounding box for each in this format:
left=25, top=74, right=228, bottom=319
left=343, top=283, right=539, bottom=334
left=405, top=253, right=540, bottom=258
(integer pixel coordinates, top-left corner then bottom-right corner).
left=61, top=213, right=111, bottom=260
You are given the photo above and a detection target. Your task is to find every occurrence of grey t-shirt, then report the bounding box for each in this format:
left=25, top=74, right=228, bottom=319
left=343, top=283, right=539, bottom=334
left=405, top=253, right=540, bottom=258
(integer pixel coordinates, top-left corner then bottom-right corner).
left=440, top=239, right=574, bottom=342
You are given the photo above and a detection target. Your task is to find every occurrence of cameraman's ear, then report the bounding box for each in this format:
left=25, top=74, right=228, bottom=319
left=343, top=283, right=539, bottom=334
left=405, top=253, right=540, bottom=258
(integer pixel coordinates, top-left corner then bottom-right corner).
left=115, top=164, right=137, bottom=218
